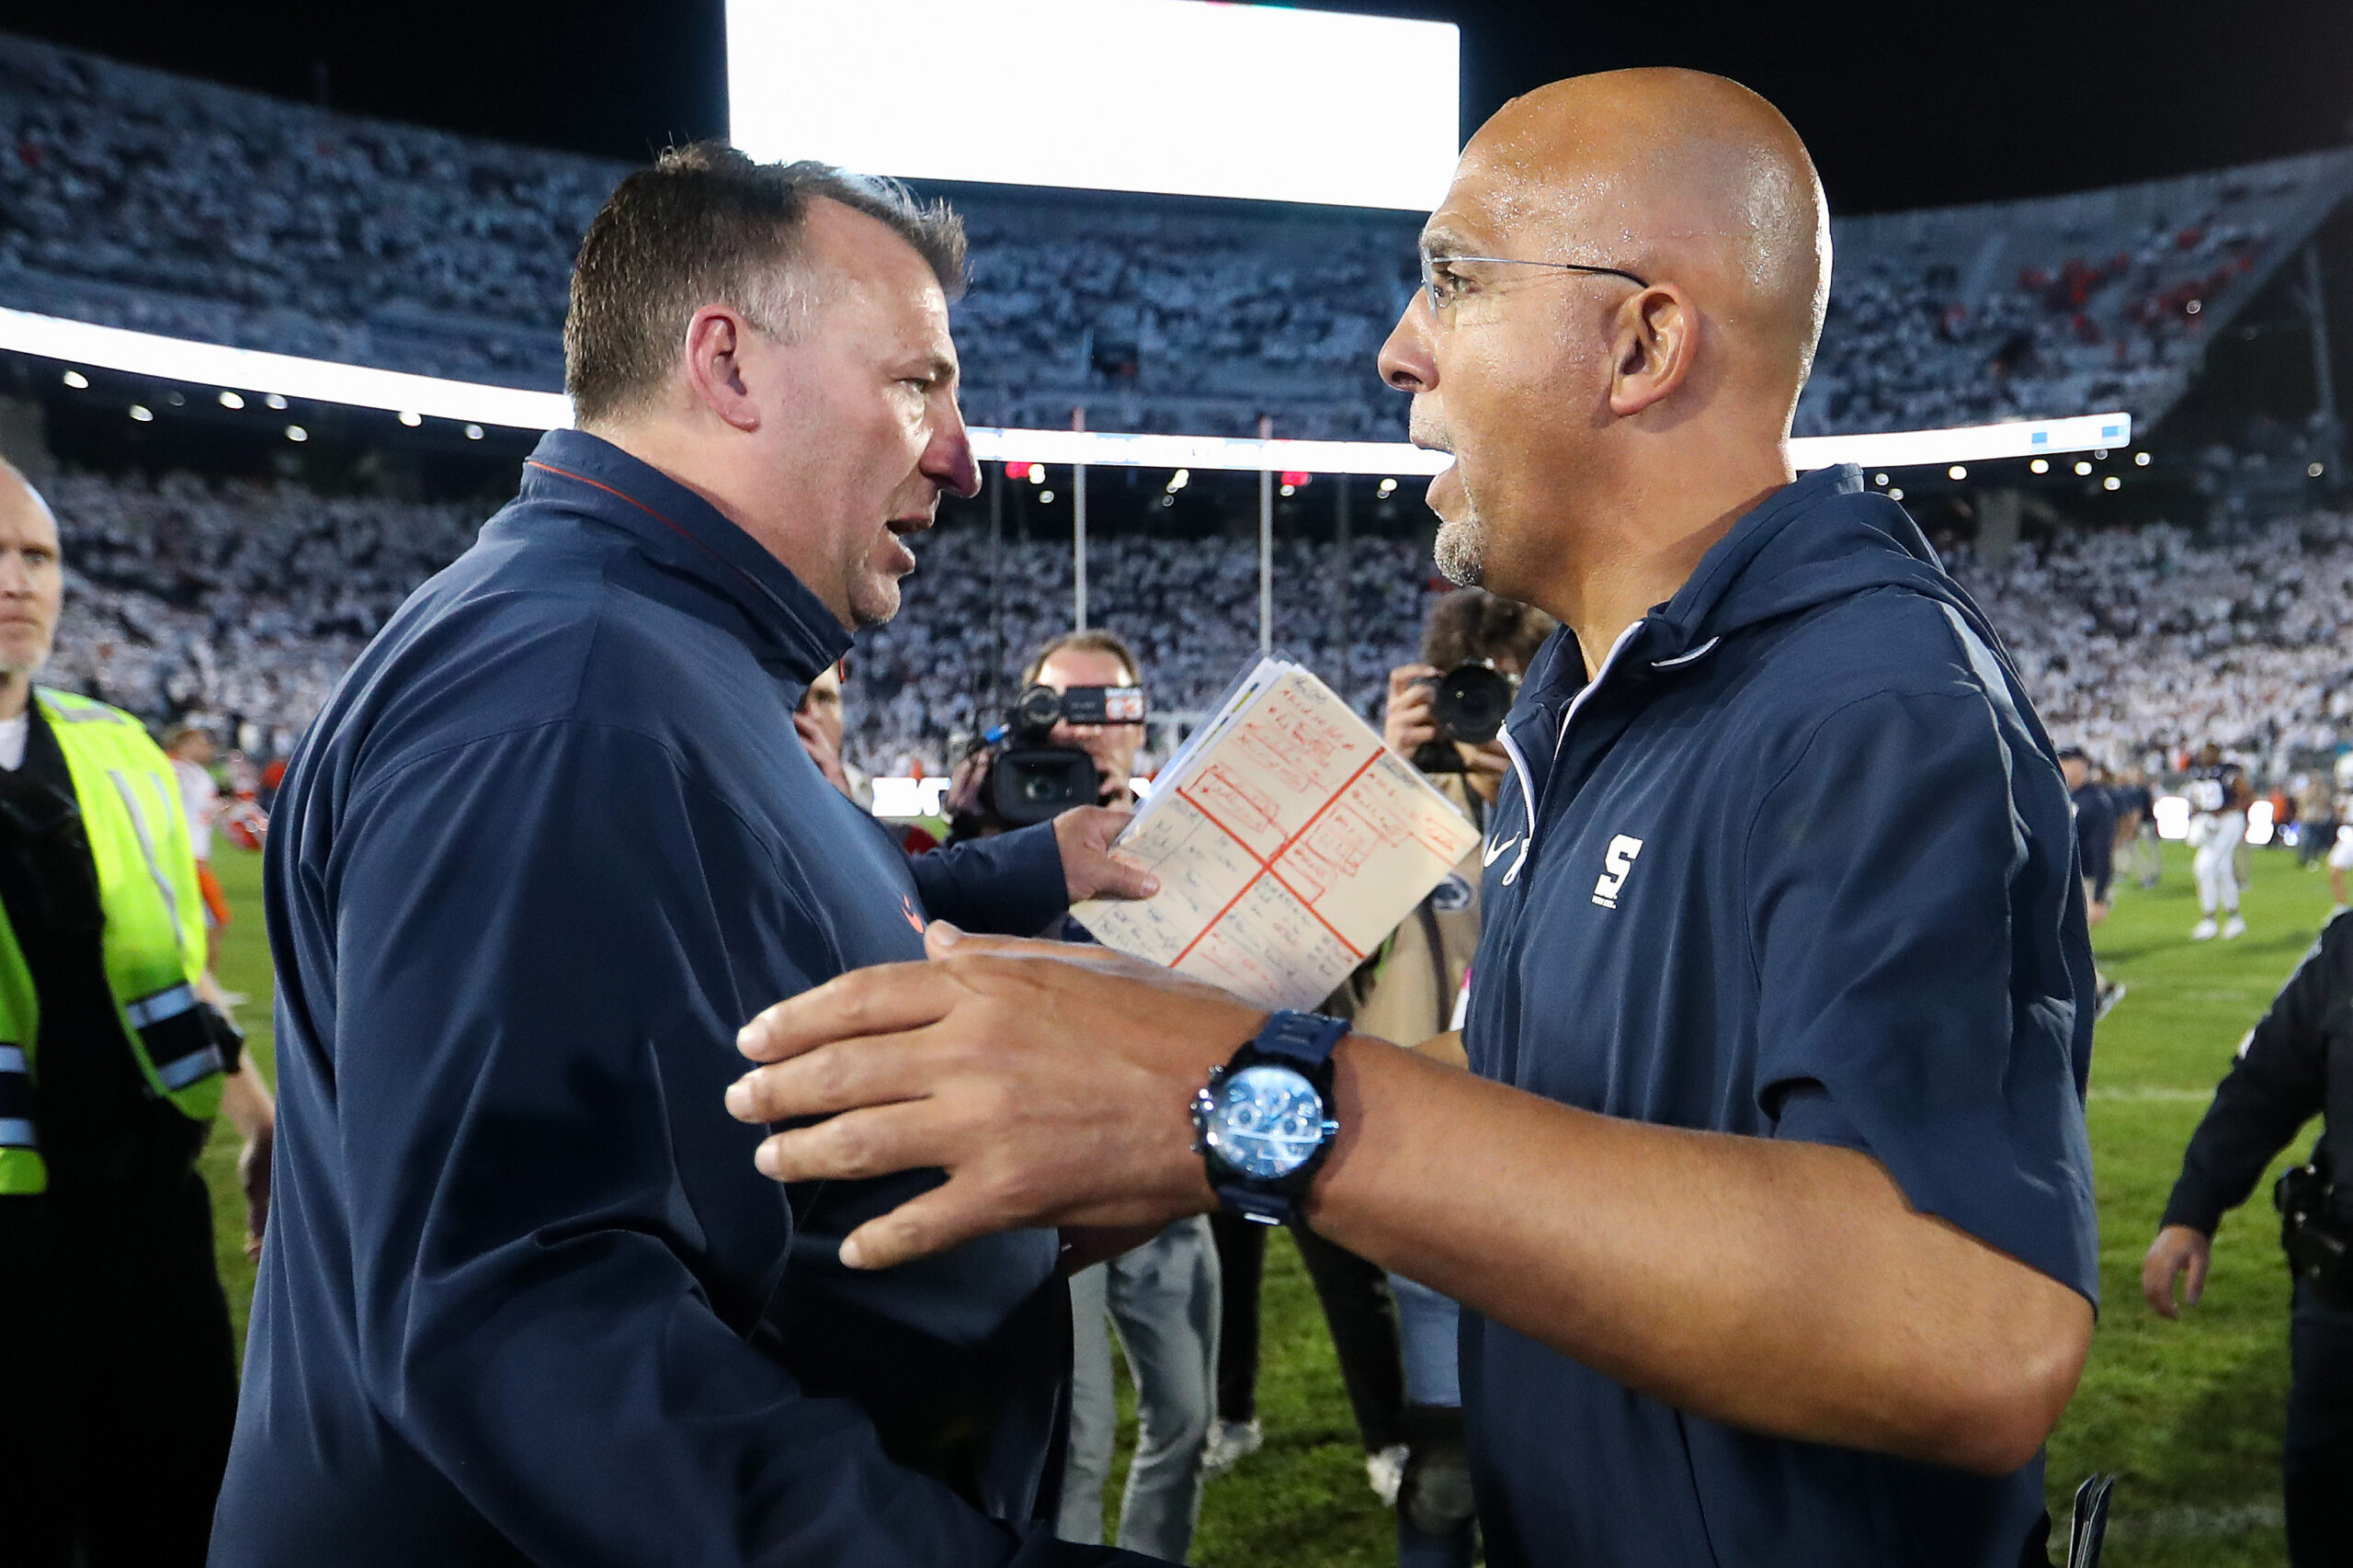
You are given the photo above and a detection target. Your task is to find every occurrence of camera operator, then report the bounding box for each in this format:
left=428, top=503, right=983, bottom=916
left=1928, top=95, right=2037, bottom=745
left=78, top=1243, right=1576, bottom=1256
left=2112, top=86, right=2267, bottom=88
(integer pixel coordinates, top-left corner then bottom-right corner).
left=2145, top=912, right=2353, bottom=1566
left=974, top=631, right=1218, bottom=1563
left=1023, top=632, right=1144, bottom=811
left=946, top=632, right=1145, bottom=843
left=1359, top=589, right=1552, bottom=1567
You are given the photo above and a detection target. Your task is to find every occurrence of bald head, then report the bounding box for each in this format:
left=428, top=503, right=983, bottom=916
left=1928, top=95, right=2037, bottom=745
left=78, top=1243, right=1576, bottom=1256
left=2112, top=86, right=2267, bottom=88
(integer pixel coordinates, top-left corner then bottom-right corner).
left=1455, top=69, right=1830, bottom=394
left=0, top=460, right=61, bottom=701
left=1376, top=69, right=1830, bottom=630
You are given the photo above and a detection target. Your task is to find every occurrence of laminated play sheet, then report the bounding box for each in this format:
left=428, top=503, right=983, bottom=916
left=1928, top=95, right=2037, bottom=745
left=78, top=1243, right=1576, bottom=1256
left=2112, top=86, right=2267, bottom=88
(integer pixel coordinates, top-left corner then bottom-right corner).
left=1074, top=657, right=1482, bottom=1011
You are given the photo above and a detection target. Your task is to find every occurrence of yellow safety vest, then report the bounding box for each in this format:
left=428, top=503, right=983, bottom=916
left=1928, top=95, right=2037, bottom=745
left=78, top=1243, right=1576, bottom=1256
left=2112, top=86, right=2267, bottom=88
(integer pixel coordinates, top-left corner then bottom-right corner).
left=0, top=687, right=217, bottom=1196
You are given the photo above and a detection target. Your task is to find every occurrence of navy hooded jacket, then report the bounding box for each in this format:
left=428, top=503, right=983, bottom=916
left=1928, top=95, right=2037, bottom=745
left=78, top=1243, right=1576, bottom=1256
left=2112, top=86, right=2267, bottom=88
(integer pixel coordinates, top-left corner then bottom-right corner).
left=1461, top=465, right=2099, bottom=1568
left=211, top=430, right=1142, bottom=1567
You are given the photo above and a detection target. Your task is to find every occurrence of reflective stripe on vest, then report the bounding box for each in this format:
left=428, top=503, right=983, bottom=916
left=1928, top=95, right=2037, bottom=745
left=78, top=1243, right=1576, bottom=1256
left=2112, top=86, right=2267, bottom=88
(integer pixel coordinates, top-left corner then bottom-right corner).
left=0, top=1042, right=33, bottom=1148
left=0, top=690, right=217, bottom=1196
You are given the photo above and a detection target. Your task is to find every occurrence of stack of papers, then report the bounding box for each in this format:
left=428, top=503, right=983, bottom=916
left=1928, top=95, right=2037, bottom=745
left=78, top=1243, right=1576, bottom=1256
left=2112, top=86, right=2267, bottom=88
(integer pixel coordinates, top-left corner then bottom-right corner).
left=1074, top=657, right=1483, bottom=1011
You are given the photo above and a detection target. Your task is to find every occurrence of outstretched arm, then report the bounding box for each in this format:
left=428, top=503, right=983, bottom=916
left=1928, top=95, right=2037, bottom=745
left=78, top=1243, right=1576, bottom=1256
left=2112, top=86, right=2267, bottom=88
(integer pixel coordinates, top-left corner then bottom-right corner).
left=730, top=930, right=2088, bottom=1477
left=731, top=687, right=2099, bottom=1477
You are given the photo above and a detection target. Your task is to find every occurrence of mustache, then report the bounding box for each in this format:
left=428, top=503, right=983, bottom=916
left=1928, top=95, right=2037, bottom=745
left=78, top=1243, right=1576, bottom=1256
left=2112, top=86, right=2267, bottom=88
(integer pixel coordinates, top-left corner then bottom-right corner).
left=1407, top=408, right=1454, bottom=457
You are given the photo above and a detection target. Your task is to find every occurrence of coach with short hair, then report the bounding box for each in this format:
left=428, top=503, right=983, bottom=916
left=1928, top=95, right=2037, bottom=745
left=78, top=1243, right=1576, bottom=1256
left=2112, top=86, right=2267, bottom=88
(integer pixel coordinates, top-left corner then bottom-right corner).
left=212, top=145, right=1154, bottom=1566
left=728, top=71, right=2100, bottom=1568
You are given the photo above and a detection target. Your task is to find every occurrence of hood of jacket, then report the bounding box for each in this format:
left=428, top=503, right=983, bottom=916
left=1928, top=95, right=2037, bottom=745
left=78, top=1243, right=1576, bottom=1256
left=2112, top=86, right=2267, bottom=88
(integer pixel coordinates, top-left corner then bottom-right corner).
left=1513, top=462, right=2018, bottom=733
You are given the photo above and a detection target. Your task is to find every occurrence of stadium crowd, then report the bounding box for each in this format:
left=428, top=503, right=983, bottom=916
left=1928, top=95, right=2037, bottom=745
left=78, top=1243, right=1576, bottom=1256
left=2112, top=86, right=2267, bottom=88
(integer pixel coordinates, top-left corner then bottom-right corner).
left=40, top=469, right=477, bottom=755
left=7, top=31, right=2351, bottom=446
left=25, top=462, right=2353, bottom=783
left=1793, top=150, right=2352, bottom=437
left=1951, top=509, right=2353, bottom=770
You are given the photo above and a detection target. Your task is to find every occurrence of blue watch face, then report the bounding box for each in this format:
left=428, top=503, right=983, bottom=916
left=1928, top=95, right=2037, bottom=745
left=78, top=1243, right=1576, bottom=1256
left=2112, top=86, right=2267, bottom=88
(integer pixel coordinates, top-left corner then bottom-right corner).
left=1206, top=1063, right=1330, bottom=1179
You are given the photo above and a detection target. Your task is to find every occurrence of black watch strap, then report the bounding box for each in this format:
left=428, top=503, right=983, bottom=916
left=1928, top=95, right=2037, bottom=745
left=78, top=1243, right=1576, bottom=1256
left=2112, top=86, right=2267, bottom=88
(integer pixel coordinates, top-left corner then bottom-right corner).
left=1205, top=1010, right=1347, bottom=1226
left=1249, top=1009, right=1350, bottom=1073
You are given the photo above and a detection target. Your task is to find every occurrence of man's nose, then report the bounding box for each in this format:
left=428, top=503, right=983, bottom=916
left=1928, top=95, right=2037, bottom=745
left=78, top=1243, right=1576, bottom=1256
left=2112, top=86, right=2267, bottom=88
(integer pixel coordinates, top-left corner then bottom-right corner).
left=0, top=551, right=33, bottom=596
left=925, top=402, right=983, bottom=500
left=1378, top=300, right=1436, bottom=394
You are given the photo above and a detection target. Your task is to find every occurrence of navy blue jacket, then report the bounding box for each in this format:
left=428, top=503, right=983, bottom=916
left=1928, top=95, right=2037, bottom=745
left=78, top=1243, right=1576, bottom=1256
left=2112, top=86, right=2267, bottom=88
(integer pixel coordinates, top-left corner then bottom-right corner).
left=2072, top=783, right=2117, bottom=903
left=1461, top=466, right=2099, bottom=1568
left=212, top=431, right=1134, bottom=1567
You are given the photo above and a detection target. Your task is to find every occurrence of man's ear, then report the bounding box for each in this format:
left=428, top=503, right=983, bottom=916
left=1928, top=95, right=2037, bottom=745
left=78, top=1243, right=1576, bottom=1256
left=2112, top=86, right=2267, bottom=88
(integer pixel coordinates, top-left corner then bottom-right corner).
left=682, top=305, right=763, bottom=432
left=1607, top=284, right=1696, bottom=418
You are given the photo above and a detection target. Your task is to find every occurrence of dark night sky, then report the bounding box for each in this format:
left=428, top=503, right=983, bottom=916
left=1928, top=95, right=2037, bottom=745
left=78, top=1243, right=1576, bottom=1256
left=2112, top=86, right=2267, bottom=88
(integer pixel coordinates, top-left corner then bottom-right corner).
left=4, top=0, right=2351, bottom=215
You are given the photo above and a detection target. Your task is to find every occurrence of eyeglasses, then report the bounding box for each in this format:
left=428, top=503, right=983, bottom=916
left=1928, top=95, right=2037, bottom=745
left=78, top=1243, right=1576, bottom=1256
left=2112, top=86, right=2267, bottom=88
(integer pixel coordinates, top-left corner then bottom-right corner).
left=1419, top=253, right=1650, bottom=314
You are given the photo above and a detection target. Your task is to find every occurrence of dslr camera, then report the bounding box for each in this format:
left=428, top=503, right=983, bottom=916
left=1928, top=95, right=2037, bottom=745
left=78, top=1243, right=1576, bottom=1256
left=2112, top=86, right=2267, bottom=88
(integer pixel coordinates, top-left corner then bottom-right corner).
left=1410, top=661, right=1517, bottom=774
left=976, top=683, right=1147, bottom=828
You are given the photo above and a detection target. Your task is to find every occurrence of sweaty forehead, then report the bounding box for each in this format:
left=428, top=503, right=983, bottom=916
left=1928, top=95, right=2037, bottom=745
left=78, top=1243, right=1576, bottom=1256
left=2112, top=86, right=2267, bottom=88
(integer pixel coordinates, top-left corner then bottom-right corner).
left=1427, top=132, right=1636, bottom=262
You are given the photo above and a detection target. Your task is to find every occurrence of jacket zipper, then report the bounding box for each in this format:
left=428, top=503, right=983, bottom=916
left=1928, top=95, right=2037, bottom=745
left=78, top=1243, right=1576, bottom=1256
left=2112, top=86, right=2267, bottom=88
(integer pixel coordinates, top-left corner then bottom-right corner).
left=1497, top=619, right=1644, bottom=887
left=1481, top=620, right=1648, bottom=1082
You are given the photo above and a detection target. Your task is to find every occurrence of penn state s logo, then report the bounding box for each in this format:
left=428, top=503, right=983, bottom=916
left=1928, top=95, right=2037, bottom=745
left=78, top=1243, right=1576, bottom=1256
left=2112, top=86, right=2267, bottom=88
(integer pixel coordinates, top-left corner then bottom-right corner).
left=1430, top=872, right=1474, bottom=912
left=1591, top=835, right=1643, bottom=910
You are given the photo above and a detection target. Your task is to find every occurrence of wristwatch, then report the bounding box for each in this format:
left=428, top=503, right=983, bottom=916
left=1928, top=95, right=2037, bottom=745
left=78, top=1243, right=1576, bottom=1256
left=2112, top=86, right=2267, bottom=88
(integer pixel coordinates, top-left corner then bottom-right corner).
left=1192, top=1010, right=1347, bottom=1226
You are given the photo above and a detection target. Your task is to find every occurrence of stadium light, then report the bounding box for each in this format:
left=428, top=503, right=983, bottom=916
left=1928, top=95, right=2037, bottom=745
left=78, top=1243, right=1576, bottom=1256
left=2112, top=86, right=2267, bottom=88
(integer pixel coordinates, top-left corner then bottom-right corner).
left=0, top=306, right=571, bottom=429
left=128, top=404, right=153, bottom=423
left=2030, top=458, right=2050, bottom=473
left=2154, top=795, right=2189, bottom=840
left=218, top=390, right=244, bottom=410
left=728, top=0, right=1460, bottom=211
left=0, top=306, right=2133, bottom=476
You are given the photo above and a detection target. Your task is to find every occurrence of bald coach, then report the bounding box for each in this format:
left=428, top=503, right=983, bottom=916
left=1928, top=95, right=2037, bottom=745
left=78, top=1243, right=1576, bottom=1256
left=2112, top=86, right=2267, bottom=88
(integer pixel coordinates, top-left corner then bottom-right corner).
left=727, top=72, right=2099, bottom=1568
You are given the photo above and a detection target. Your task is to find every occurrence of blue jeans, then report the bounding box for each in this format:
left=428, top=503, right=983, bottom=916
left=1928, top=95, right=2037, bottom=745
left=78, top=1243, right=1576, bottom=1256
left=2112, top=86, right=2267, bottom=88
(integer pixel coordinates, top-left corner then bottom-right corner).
left=1059, top=1218, right=1220, bottom=1562
left=1390, top=1273, right=1475, bottom=1568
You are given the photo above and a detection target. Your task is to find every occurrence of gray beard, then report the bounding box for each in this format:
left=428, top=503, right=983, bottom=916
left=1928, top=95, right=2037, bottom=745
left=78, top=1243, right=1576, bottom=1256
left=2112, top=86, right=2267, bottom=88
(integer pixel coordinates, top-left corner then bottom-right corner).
left=1432, top=515, right=1485, bottom=587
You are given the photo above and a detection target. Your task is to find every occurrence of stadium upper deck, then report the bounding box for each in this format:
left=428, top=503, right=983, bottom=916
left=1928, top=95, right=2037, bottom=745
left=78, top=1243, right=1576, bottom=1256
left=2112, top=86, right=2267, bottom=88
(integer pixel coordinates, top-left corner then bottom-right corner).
left=2, top=31, right=2350, bottom=442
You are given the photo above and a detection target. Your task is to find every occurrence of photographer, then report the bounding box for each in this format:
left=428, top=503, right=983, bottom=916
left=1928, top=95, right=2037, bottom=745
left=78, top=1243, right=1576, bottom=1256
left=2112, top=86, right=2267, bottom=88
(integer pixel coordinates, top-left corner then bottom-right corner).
left=2145, top=914, right=2353, bottom=1567
left=970, top=631, right=1218, bottom=1563
left=1361, top=589, right=1552, bottom=1568
left=947, top=631, right=1145, bottom=841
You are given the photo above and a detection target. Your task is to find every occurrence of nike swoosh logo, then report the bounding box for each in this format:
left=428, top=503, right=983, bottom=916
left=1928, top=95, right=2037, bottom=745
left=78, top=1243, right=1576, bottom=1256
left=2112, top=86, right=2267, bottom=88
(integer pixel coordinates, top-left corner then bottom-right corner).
left=1482, top=835, right=1518, bottom=868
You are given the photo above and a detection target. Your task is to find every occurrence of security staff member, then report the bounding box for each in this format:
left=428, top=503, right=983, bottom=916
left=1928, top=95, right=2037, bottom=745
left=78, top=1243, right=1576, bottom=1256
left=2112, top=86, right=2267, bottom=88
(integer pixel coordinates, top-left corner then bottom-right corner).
left=2145, top=914, right=2353, bottom=1567
left=0, top=460, right=274, bottom=1567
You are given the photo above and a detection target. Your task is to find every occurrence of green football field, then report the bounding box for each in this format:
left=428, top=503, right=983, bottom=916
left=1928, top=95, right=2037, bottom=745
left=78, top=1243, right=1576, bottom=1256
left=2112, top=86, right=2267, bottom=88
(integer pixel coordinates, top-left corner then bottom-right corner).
left=198, top=838, right=2324, bottom=1566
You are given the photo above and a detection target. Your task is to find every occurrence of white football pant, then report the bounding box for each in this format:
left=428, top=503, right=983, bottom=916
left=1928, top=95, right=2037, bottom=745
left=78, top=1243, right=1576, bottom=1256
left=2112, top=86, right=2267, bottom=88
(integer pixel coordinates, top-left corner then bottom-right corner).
left=2192, top=811, right=2246, bottom=915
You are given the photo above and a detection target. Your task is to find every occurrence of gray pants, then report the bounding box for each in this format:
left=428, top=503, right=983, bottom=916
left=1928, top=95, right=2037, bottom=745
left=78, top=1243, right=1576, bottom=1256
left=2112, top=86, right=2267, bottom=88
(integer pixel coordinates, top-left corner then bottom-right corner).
left=1058, top=1216, right=1221, bottom=1562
